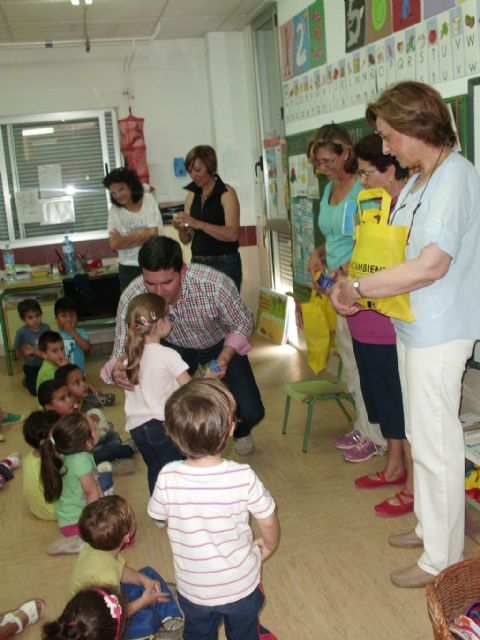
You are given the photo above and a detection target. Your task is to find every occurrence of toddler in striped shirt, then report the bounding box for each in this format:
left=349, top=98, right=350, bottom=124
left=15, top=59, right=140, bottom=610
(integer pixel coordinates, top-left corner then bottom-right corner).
left=148, top=378, right=279, bottom=640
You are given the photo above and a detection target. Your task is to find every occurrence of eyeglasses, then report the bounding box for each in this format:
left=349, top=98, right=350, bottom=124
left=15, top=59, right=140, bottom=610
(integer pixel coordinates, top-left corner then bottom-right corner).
left=314, top=156, right=337, bottom=168
left=357, top=168, right=377, bottom=178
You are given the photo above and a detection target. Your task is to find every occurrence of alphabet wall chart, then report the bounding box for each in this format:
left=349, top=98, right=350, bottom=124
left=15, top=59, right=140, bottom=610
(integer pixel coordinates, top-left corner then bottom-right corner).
left=281, top=0, right=480, bottom=124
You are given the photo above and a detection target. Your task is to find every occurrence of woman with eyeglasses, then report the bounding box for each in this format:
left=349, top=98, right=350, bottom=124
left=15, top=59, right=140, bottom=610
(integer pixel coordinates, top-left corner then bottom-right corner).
left=350, top=133, right=413, bottom=518
left=330, top=81, right=480, bottom=588
left=306, top=124, right=387, bottom=464
left=172, top=145, right=242, bottom=291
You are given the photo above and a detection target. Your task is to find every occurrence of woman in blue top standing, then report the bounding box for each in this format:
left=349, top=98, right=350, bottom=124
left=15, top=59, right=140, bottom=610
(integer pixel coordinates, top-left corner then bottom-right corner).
left=306, top=124, right=386, bottom=463
left=173, top=145, right=242, bottom=291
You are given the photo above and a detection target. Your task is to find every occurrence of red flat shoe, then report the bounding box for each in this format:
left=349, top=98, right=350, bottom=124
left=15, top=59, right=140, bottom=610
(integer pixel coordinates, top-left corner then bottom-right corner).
left=355, top=471, right=407, bottom=489
left=375, top=490, right=414, bottom=517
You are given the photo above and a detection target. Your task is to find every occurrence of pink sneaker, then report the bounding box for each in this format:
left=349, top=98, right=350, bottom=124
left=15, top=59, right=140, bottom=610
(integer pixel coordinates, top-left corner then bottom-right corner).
left=343, top=438, right=386, bottom=463
left=334, top=429, right=362, bottom=450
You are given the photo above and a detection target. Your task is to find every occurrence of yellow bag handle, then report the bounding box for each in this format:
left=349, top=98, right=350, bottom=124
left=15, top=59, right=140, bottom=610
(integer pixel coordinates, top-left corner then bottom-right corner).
left=357, top=188, right=392, bottom=225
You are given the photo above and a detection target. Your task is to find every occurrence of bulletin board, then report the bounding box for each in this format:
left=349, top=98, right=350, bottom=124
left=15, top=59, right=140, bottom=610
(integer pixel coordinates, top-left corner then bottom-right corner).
left=286, top=93, right=470, bottom=301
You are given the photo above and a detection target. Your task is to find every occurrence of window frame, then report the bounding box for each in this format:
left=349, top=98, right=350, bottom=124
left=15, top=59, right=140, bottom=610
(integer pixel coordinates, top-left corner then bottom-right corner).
left=0, top=108, right=122, bottom=248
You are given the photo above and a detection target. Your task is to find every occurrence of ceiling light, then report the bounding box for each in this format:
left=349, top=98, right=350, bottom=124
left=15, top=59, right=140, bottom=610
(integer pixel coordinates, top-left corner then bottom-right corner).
left=22, top=127, right=54, bottom=137
left=85, top=0, right=93, bottom=4
left=70, top=0, right=80, bottom=5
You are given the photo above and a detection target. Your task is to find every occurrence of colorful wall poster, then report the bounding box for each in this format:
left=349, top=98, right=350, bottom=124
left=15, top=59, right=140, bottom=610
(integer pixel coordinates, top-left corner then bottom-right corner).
left=424, top=0, right=455, bottom=20
left=293, top=10, right=311, bottom=76
left=415, top=21, right=429, bottom=83
left=256, top=288, right=289, bottom=345
left=291, top=197, right=315, bottom=288
left=345, top=0, right=366, bottom=53
left=463, top=0, right=479, bottom=76
left=426, top=16, right=441, bottom=84
left=450, top=6, right=466, bottom=78
left=309, top=0, right=326, bottom=67
left=366, top=0, right=392, bottom=43
left=438, top=10, right=454, bottom=82
left=392, top=0, right=421, bottom=31
left=280, top=20, right=294, bottom=81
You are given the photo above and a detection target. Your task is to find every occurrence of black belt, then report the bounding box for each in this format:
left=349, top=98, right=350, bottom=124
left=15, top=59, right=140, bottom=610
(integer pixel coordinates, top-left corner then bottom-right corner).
left=192, top=254, right=232, bottom=261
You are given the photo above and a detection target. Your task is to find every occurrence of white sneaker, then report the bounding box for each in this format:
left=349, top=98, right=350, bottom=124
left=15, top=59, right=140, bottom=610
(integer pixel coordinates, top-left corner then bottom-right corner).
left=233, top=435, right=255, bottom=455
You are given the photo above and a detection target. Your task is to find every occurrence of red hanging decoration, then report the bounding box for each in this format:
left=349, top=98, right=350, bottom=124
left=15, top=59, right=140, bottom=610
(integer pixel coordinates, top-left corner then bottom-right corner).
left=118, top=108, right=150, bottom=184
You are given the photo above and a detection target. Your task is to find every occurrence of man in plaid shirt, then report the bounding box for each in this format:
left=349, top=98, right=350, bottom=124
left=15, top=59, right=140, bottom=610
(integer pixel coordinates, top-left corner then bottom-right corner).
left=102, top=236, right=264, bottom=455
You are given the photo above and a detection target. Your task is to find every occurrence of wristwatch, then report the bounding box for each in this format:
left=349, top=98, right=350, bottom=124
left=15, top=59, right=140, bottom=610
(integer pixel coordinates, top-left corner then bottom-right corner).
left=352, top=279, right=365, bottom=298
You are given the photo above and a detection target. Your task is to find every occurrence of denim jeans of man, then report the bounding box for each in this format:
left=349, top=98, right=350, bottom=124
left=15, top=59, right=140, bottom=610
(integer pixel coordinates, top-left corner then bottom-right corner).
left=130, top=419, right=184, bottom=494
left=92, top=431, right=134, bottom=465
left=163, top=339, right=264, bottom=439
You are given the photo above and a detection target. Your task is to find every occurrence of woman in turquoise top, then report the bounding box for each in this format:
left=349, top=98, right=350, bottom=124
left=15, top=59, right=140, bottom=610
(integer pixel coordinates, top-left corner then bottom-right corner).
left=306, top=124, right=385, bottom=462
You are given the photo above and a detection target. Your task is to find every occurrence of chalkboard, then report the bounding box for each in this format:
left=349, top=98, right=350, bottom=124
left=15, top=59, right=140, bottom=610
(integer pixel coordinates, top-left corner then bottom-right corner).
left=286, top=93, right=470, bottom=300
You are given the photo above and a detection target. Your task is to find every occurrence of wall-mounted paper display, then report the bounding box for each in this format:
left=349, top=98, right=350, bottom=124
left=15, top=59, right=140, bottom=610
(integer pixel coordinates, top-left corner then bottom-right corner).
left=40, top=196, right=75, bottom=225
left=280, top=20, right=294, bottom=80
left=424, top=0, right=455, bottom=20
left=15, top=190, right=41, bottom=224
left=293, top=10, right=311, bottom=76
left=345, top=0, right=366, bottom=53
left=392, top=0, right=420, bottom=31
left=366, top=0, right=393, bottom=43
left=309, top=0, right=326, bottom=67
left=38, top=163, right=62, bottom=199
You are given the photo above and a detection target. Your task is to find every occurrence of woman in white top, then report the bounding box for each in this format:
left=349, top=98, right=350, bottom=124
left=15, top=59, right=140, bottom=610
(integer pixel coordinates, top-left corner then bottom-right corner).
left=104, top=167, right=163, bottom=291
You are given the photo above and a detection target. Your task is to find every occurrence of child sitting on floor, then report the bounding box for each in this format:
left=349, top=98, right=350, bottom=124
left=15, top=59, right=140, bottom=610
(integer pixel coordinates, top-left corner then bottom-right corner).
left=39, top=374, right=135, bottom=475
left=148, top=378, right=280, bottom=640
left=42, top=587, right=126, bottom=640
left=22, top=410, right=59, bottom=520
left=36, top=331, right=68, bottom=398
left=13, top=298, right=49, bottom=395
left=55, top=296, right=115, bottom=407
left=55, top=364, right=111, bottom=434
left=71, top=495, right=183, bottom=640
left=38, top=379, right=78, bottom=415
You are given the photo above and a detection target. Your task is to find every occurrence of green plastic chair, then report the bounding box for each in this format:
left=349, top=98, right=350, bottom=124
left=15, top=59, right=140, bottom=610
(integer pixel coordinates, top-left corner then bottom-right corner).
left=282, top=353, right=355, bottom=453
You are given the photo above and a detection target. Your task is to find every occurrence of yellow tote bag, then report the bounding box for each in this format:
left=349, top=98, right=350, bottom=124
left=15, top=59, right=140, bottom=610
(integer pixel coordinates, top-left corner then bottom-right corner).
left=348, top=188, right=415, bottom=323
left=301, top=289, right=337, bottom=374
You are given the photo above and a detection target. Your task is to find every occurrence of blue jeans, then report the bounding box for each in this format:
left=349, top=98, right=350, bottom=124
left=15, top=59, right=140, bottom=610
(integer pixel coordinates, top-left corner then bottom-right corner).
left=92, top=431, right=134, bottom=465
left=163, top=340, right=264, bottom=440
left=122, top=567, right=182, bottom=640
left=192, top=252, right=242, bottom=291
left=179, top=585, right=265, bottom=640
left=130, top=419, right=184, bottom=494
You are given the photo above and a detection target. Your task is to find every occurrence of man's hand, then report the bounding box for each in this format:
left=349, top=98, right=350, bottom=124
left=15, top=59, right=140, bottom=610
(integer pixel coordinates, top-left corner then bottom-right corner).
left=112, top=356, right=135, bottom=391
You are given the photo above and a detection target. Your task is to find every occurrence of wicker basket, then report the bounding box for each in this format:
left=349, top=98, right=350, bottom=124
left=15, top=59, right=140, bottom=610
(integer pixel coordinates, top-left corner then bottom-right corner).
left=426, top=557, right=480, bottom=640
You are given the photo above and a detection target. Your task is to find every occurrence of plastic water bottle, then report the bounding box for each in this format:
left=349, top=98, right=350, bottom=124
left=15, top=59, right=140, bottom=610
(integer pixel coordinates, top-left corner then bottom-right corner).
left=61, top=235, right=76, bottom=275
left=2, top=244, right=15, bottom=282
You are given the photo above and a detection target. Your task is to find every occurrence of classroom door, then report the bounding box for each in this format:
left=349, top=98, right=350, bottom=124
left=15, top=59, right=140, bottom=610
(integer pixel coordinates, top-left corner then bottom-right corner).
left=252, top=5, right=293, bottom=295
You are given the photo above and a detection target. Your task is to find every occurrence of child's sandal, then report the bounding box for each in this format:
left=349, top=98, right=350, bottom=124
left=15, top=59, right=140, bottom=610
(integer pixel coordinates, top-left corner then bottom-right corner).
left=0, top=599, right=46, bottom=634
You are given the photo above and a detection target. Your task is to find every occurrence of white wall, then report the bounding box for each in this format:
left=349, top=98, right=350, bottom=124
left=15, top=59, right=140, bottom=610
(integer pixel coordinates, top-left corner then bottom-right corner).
left=0, top=33, right=263, bottom=312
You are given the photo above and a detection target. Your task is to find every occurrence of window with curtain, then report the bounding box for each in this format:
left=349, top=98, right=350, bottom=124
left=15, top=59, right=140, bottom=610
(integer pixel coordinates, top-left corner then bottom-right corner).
left=0, top=109, right=120, bottom=245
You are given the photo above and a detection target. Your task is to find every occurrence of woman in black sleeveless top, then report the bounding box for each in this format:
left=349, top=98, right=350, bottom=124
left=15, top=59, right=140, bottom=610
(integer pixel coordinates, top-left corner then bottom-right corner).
left=172, top=145, right=242, bottom=291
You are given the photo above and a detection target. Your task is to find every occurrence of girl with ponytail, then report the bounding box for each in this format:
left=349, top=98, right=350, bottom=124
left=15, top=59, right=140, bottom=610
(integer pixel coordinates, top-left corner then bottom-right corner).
left=40, top=413, right=102, bottom=538
left=124, top=294, right=190, bottom=494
